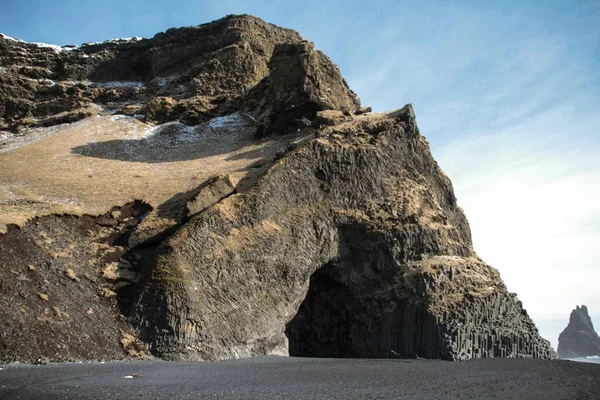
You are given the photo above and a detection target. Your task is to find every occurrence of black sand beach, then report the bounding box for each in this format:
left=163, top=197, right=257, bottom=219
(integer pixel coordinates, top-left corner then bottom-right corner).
left=1, top=356, right=599, bottom=399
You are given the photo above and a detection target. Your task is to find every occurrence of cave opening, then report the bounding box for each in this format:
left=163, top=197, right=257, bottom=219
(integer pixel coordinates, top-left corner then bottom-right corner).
left=284, top=254, right=442, bottom=359
left=285, top=261, right=356, bottom=358
left=285, top=257, right=424, bottom=359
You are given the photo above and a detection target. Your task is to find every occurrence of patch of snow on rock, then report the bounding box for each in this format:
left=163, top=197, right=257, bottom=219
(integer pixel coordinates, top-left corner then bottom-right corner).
left=82, top=37, right=144, bottom=47
left=140, top=113, right=255, bottom=146
left=110, top=115, right=138, bottom=122
left=155, top=77, right=169, bottom=87
left=0, top=32, right=78, bottom=53
left=39, top=79, right=57, bottom=87
left=106, top=37, right=143, bottom=43
left=0, top=33, right=25, bottom=43
left=94, top=81, right=144, bottom=89
left=31, top=42, right=75, bottom=53
left=208, top=114, right=248, bottom=129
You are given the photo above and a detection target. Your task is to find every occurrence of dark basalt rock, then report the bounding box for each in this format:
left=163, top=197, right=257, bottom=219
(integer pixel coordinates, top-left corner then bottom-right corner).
left=129, top=105, right=555, bottom=361
left=185, top=174, right=236, bottom=218
left=558, top=305, right=600, bottom=358
left=0, top=14, right=359, bottom=132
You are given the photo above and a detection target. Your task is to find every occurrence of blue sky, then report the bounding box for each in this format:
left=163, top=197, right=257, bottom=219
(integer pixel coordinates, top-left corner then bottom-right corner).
left=2, top=0, right=599, bottom=349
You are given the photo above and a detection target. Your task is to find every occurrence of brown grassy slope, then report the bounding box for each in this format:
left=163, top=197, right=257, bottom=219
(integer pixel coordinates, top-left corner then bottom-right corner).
left=0, top=114, right=303, bottom=233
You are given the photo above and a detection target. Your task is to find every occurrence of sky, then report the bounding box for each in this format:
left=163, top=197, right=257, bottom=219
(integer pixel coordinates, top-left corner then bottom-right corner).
left=1, top=0, right=599, bottom=349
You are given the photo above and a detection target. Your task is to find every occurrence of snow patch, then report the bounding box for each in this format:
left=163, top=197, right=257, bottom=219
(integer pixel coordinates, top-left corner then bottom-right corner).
left=1, top=32, right=78, bottom=53
left=39, top=79, right=57, bottom=87
left=140, top=113, right=255, bottom=144
left=93, top=81, right=144, bottom=89
left=0, top=67, right=6, bottom=73
left=0, top=32, right=25, bottom=43
left=155, top=77, right=169, bottom=87
left=209, top=114, right=247, bottom=129
left=82, top=37, right=144, bottom=47
left=240, top=112, right=257, bottom=122
left=110, top=115, right=138, bottom=122
left=106, top=37, right=143, bottom=44
left=31, top=42, right=76, bottom=53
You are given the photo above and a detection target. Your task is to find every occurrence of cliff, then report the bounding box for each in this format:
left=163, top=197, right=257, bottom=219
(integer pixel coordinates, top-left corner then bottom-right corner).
left=558, top=305, right=600, bottom=358
left=0, top=15, right=555, bottom=363
left=0, top=14, right=358, bottom=132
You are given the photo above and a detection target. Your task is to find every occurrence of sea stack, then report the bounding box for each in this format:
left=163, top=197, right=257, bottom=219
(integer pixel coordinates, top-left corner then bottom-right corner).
left=0, top=15, right=556, bottom=363
left=558, top=305, right=600, bottom=358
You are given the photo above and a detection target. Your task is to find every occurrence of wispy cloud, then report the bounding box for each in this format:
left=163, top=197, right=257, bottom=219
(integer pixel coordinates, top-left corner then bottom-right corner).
left=341, top=1, right=600, bottom=348
left=437, top=103, right=600, bottom=347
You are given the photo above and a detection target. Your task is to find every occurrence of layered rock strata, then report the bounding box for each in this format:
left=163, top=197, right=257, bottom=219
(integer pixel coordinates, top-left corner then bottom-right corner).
left=0, top=15, right=358, bottom=133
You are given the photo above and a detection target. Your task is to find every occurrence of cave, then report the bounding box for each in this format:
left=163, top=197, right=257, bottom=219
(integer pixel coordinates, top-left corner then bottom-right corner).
left=285, top=261, right=357, bottom=357
left=285, top=240, right=448, bottom=359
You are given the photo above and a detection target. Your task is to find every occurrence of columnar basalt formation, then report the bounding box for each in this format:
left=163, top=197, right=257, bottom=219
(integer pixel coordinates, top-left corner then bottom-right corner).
left=129, top=106, right=555, bottom=361
left=558, top=305, right=600, bottom=358
left=0, top=15, right=555, bottom=363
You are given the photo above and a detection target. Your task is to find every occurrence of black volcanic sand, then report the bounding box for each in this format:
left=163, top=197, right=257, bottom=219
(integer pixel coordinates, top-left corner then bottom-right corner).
left=1, top=357, right=599, bottom=399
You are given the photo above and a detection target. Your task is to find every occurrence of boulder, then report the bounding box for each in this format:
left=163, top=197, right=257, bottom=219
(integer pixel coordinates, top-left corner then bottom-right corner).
left=185, top=175, right=236, bottom=218
left=315, top=110, right=347, bottom=126
left=246, top=41, right=360, bottom=135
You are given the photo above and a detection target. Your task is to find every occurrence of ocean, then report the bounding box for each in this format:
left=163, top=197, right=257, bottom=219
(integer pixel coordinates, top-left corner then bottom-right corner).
left=567, top=356, right=600, bottom=364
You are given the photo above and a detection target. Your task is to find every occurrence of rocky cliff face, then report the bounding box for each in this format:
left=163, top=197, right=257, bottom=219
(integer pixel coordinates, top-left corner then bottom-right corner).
left=0, top=15, right=555, bottom=363
left=129, top=107, right=555, bottom=361
left=0, top=14, right=358, bottom=132
left=558, top=305, right=600, bottom=358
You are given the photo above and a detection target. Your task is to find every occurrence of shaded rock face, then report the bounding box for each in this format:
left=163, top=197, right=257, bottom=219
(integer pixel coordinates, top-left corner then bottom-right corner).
left=130, top=106, right=555, bottom=361
left=558, top=305, right=600, bottom=358
left=0, top=14, right=358, bottom=132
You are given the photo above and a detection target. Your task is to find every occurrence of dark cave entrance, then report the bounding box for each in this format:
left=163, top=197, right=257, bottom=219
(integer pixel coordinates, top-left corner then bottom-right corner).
left=284, top=259, right=424, bottom=359
left=285, top=261, right=356, bottom=358
left=284, top=257, right=443, bottom=359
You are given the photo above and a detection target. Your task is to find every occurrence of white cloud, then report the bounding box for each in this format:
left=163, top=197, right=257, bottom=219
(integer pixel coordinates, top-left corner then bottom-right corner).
left=435, top=102, right=600, bottom=349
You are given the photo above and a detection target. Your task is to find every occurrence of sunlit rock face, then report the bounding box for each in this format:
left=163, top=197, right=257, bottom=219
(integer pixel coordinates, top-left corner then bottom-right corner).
left=0, top=15, right=555, bottom=363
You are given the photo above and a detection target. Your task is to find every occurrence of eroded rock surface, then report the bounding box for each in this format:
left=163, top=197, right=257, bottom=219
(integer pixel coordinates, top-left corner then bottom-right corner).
left=558, top=305, right=600, bottom=358
left=130, top=106, right=555, bottom=361
left=0, top=202, right=151, bottom=362
left=0, top=14, right=358, bottom=132
left=186, top=175, right=236, bottom=218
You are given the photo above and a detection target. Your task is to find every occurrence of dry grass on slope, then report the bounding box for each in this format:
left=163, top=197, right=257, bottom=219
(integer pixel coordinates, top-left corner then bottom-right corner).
left=0, top=114, right=303, bottom=233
